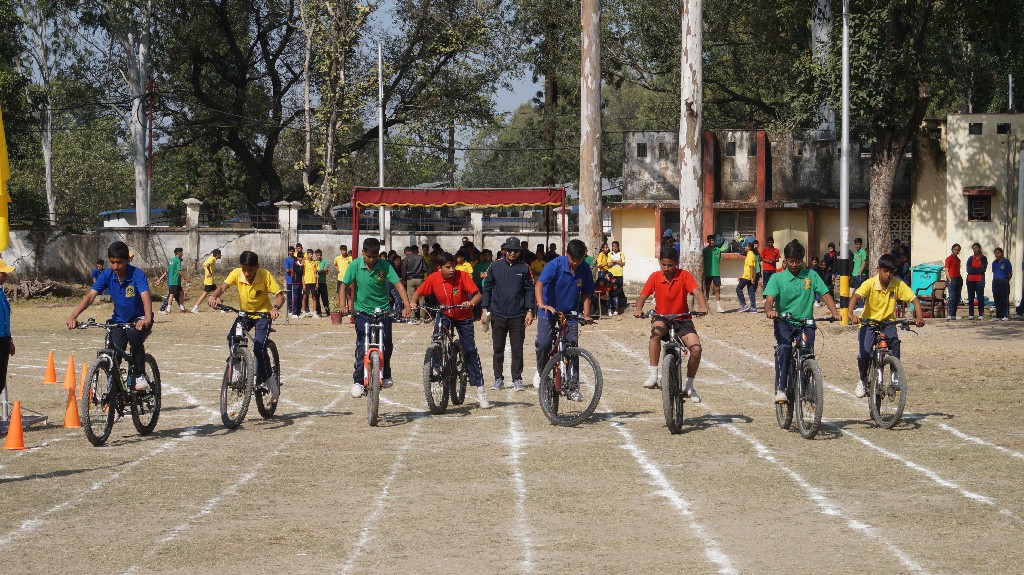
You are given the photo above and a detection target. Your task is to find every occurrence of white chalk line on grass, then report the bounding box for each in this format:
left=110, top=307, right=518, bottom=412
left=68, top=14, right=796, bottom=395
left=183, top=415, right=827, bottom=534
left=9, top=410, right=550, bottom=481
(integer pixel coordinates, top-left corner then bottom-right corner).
left=339, top=418, right=423, bottom=575
left=0, top=432, right=79, bottom=473
left=700, top=358, right=1024, bottom=525
left=161, top=384, right=220, bottom=418
left=705, top=336, right=1024, bottom=464
left=504, top=411, right=534, bottom=574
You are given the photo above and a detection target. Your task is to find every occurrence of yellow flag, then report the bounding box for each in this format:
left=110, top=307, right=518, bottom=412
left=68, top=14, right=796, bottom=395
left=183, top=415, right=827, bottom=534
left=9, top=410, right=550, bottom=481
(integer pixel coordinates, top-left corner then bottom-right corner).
left=0, top=102, right=10, bottom=253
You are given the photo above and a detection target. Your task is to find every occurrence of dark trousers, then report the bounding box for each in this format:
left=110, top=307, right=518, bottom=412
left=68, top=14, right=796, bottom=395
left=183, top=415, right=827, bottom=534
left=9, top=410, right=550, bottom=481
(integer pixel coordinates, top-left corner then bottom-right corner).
left=304, top=283, right=319, bottom=314
left=229, top=317, right=272, bottom=380
left=993, top=278, right=1010, bottom=318
left=434, top=315, right=484, bottom=386
left=290, top=284, right=303, bottom=315
left=491, top=314, right=526, bottom=380
left=0, top=336, right=10, bottom=395
left=773, top=321, right=815, bottom=392
left=947, top=276, right=962, bottom=317
left=535, top=312, right=578, bottom=374
left=353, top=314, right=393, bottom=384
left=736, top=279, right=755, bottom=308
left=285, top=283, right=293, bottom=315
left=109, top=323, right=153, bottom=377
left=608, top=277, right=625, bottom=312
left=966, top=280, right=984, bottom=316
left=317, top=282, right=331, bottom=314
left=761, top=270, right=775, bottom=299
left=857, top=325, right=900, bottom=381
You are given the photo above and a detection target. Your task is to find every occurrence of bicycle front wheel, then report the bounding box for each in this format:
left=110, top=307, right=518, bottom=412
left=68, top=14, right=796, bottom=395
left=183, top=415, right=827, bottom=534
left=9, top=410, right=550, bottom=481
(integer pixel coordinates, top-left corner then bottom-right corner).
left=423, top=345, right=449, bottom=414
left=82, top=358, right=116, bottom=446
left=539, top=347, right=603, bottom=427
left=221, top=347, right=254, bottom=429
left=795, top=358, right=823, bottom=439
left=130, top=354, right=162, bottom=435
left=775, top=362, right=794, bottom=430
left=449, top=340, right=468, bottom=405
left=367, top=352, right=381, bottom=426
left=661, top=350, right=684, bottom=434
left=870, top=355, right=908, bottom=429
left=254, top=340, right=281, bottom=418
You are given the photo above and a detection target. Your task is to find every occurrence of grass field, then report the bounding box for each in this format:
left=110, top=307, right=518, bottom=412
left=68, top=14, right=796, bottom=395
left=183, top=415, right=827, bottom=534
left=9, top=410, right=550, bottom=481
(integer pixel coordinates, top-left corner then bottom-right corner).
left=1, top=298, right=1022, bottom=574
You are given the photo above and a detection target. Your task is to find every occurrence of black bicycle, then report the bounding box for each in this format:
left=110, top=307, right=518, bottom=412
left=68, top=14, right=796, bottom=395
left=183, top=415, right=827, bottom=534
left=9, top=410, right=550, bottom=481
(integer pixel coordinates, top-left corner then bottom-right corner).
left=640, top=311, right=704, bottom=434
left=773, top=313, right=835, bottom=439
left=216, top=305, right=281, bottom=428
left=420, top=305, right=469, bottom=414
left=860, top=318, right=915, bottom=429
left=538, top=311, right=603, bottom=427
left=76, top=319, right=161, bottom=446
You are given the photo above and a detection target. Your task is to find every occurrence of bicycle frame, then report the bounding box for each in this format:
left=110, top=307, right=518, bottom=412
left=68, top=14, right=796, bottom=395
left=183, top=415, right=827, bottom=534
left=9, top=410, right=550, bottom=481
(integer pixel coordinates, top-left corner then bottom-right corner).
left=549, top=312, right=584, bottom=390
left=358, top=310, right=390, bottom=389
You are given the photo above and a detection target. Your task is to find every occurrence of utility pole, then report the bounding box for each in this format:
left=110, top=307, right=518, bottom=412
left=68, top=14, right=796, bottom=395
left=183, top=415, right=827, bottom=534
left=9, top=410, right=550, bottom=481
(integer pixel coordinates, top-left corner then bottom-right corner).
left=838, top=0, right=853, bottom=324
left=578, top=0, right=602, bottom=252
left=677, top=0, right=703, bottom=278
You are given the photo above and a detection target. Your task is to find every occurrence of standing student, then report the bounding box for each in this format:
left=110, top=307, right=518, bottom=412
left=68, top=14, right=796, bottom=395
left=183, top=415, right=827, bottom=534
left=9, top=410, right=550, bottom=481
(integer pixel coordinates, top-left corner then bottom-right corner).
left=482, top=237, right=534, bottom=391
left=702, top=235, right=724, bottom=313
left=333, top=245, right=352, bottom=315
left=852, top=238, right=868, bottom=290
left=192, top=249, right=222, bottom=313
left=302, top=248, right=319, bottom=317
left=965, top=242, right=987, bottom=320
left=0, top=258, right=15, bottom=397
left=736, top=242, right=758, bottom=312
left=315, top=249, right=331, bottom=315
left=822, top=242, right=838, bottom=296
left=292, top=244, right=306, bottom=317
left=284, top=246, right=297, bottom=318
left=944, top=244, right=962, bottom=320
left=991, top=247, right=1011, bottom=320
left=533, top=239, right=594, bottom=393
left=158, top=247, right=188, bottom=313
left=760, top=237, right=780, bottom=303
left=401, top=245, right=427, bottom=324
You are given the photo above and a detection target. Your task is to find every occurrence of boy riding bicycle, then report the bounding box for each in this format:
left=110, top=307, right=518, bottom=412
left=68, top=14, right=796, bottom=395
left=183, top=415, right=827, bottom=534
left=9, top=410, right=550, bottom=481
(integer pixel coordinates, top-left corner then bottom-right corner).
left=848, top=253, right=925, bottom=398
left=67, top=241, right=155, bottom=391
left=763, top=240, right=841, bottom=403
left=534, top=239, right=594, bottom=394
left=208, top=250, right=286, bottom=404
left=633, top=246, right=708, bottom=401
left=342, top=237, right=412, bottom=398
left=410, top=252, right=490, bottom=409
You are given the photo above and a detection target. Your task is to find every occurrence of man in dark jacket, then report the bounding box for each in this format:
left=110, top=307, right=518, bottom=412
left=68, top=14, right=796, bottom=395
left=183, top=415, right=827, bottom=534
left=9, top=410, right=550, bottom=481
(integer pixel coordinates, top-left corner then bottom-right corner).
left=401, top=245, right=428, bottom=324
left=482, top=236, right=535, bottom=391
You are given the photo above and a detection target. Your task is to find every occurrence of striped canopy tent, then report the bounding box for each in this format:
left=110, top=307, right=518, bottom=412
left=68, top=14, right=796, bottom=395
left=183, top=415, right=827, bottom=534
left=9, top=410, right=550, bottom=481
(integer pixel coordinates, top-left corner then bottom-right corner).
left=350, top=186, right=567, bottom=250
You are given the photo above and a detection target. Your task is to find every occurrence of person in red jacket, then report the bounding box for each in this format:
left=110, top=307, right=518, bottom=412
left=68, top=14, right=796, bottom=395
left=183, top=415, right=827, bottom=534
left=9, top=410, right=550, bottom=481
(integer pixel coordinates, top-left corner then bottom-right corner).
left=944, top=243, right=962, bottom=320
left=760, top=237, right=781, bottom=305
left=965, top=242, right=987, bottom=319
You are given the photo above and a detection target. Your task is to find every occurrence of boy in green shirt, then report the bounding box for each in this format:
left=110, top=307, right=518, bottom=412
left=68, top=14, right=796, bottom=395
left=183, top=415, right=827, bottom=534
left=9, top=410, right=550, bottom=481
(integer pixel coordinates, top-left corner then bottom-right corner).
left=702, top=235, right=724, bottom=313
left=763, top=240, right=840, bottom=403
left=342, top=238, right=411, bottom=398
left=852, top=237, right=868, bottom=290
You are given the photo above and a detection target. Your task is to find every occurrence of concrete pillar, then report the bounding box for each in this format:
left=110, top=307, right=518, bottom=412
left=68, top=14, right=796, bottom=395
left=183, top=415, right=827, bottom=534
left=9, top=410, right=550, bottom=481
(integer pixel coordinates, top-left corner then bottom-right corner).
left=382, top=208, right=393, bottom=250
left=183, top=198, right=203, bottom=266
left=471, top=210, right=484, bottom=247
left=276, top=201, right=301, bottom=251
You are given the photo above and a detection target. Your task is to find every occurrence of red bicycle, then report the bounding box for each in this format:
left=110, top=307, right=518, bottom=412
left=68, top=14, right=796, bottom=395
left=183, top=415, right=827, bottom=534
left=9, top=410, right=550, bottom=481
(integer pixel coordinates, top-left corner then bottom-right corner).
left=355, top=309, right=391, bottom=426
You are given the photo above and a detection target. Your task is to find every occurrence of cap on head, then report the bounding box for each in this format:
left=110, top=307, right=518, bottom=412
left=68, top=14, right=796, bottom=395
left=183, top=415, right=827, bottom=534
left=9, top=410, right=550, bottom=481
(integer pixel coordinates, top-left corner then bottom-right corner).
left=501, top=236, right=522, bottom=251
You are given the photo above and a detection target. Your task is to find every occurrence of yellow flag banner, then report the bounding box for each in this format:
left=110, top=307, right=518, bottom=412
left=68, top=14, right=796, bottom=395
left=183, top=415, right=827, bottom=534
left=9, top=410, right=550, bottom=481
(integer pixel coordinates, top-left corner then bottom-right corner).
left=0, top=102, right=10, bottom=253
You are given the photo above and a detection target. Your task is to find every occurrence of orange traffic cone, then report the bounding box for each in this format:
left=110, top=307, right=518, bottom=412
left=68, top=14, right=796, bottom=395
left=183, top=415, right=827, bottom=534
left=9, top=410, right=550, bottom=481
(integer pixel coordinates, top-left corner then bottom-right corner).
left=79, top=363, right=88, bottom=400
left=63, top=387, right=81, bottom=428
left=63, top=355, right=77, bottom=391
left=4, top=401, right=25, bottom=450
left=43, top=351, right=57, bottom=384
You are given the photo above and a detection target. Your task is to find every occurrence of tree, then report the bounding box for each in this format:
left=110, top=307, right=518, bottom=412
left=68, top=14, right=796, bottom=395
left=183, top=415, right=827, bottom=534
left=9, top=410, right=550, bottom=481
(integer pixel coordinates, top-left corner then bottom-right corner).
left=677, top=0, right=703, bottom=276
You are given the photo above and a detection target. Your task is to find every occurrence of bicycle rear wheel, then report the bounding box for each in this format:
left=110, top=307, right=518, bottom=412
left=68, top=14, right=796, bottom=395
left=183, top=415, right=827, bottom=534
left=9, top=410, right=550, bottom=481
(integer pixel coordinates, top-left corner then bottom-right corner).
left=423, top=344, right=449, bottom=414
left=661, top=350, right=684, bottom=434
left=795, top=358, right=823, bottom=439
left=775, top=362, right=794, bottom=430
left=367, top=352, right=381, bottom=426
left=221, top=347, right=254, bottom=429
left=870, top=355, right=907, bottom=429
left=539, top=347, right=603, bottom=427
left=82, top=358, right=116, bottom=446
left=449, top=340, right=468, bottom=405
left=255, top=340, right=281, bottom=418
left=130, top=354, right=162, bottom=435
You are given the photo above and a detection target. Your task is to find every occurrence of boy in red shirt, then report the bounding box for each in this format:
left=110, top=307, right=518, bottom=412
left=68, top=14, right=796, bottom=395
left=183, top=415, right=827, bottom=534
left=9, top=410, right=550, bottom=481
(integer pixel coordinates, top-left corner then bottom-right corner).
left=411, top=252, right=489, bottom=409
left=633, top=247, right=709, bottom=401
left=944, top=243, right=962, bottom=320
left=760, top=237, right=780, bottom=304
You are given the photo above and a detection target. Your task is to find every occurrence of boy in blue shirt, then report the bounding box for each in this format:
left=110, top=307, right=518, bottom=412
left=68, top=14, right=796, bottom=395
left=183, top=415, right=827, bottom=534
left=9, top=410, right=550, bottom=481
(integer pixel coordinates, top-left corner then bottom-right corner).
left=991, top=247, right=1012, bottom=320
left=0, top=258, right=15, bottom=397
left=67, top=241, right=155, bottom=391
left=283, top=245, right=296, bottom=318
left=533, top=239, right=594, bottom=395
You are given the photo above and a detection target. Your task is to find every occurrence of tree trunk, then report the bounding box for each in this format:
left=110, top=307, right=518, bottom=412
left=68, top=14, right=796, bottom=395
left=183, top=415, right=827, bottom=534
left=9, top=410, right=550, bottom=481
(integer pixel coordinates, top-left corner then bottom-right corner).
left=578, top=0, right=602, bottom=252
left=41, top=102, right=55, bottom=227
left=868, top=148, right=902, bottom=269
left=301, top=8, right=313, bottom=195
left=678, top=0, right=703, bottom=279
left=115, top=1, right=152, bottom=228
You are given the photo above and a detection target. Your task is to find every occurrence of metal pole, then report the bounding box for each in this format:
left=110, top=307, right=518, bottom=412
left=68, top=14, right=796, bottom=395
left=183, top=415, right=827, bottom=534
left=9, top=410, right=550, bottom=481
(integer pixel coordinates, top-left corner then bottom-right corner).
left=838, top=0, right=852, bottom=324
left=1015, top=138, right=1024, bottom=307
left=377, top=43, right=385, bottom=238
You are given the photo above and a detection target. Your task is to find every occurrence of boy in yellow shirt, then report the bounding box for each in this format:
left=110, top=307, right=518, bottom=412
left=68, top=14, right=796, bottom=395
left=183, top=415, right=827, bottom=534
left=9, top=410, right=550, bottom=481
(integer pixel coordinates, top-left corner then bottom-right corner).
left=192, top=249, right=222, bottom=313
left=848, top=253, right=924, bottom=398
left=302, top=249, right=319, bottom=317
left=736, top=241, right=758, bottom=312
left=455, top=252, right=474, bottom=275
left=208, top=251, right=286, bottom=403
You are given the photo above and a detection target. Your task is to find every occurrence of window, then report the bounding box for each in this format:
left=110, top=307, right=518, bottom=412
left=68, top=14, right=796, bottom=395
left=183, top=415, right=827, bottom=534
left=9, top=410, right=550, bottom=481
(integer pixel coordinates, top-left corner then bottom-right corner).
left=715, top=210, right=757, bottom=249
left=968, top=122, right=983, bottom=135
left=997, top=123, right=1011, bottom=135
left=636, top=142, right=647, bottom=159
left=967, top=196, right=991, bottom=222
left=725, top=141, right=736, bottom=156
left=748, top=140, right=757, bottom=156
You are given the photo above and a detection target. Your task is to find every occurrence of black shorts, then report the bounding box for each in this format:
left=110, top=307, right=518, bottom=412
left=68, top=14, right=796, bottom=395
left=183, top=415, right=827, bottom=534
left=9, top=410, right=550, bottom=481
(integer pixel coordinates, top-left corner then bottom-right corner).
left=703, top=276, right=721, bottom=289
left=168, top=284, right=182, bottom=298
left=653, top=317, right=698, bottom=340
left=203, top=284, right=216, bottom=293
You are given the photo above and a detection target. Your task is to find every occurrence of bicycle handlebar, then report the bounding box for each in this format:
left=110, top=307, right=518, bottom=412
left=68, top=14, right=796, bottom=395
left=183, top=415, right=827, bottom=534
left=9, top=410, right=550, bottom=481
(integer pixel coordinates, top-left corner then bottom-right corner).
left=859, top=318, right=916, bottom=330
left=551, top=310, right=596, bottom=325
left=215, top=304, right=271, bottom=319
left=417, top=304, right=472, bottom=312
left=75, top=318, right=136, bottom=330
left=640, top=311, right=705, bottom=320
left=774, top=312, right=839, bottom=326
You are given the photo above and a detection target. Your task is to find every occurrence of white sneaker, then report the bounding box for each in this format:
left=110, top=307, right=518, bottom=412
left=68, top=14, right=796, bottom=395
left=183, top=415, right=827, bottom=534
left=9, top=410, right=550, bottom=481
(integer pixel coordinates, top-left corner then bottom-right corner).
left=491, top=377, right=505, bottom=390
left=159, top=309, right=168, bottom=315
left=477, top=386, right=491, bottom=409
left=265, top=375, right=280, bottom=404
left=179, top=305, right=185, bottom=312
left=350, top=383, right=364, bottom=398
left=382, top=378, right=394, bottom=389
left=290, top=314, right=300, bottom=319
left=133, top=376, right=151, bottom=392
left=716, top=302, right=724, bottom=313
left=774, top=390, right=788, bottom=403
left=854, top=380, right=867, bottom=398
left=191, top=306, right=200, bottom=314
left=533, top=372, right=541, bottom=388
left=946, top=315, right=955, bottom=321
left=642, top=372, right=659, bottom=389
left=967, top=315, right=975, bottom=320
left=684, top=385, right=701, bottom=403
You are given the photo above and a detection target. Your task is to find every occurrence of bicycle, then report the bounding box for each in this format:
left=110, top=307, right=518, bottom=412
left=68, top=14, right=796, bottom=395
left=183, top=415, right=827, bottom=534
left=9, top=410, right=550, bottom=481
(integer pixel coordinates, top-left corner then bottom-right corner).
left=773, top=313, right=835, bottom=439
left=420, top=305, right=469, bottom=414
left=640, top=311, right=704, bottom=434
left=354, top=308, right=392, bottom=427
left=76, top=318, right=161, bottom=446
left=860, top=318, right=915, bottom=428
left=537, top=310, right=603, bottom=427
left=216, top=304, right=281, bottom=428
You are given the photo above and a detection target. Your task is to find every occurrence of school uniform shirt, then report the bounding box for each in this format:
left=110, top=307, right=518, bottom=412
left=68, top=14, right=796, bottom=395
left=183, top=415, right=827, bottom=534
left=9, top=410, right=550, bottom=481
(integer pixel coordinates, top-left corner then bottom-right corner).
left=418, top=270, right=478, bottom=321
left=596, top=252, right=611, bottom=272
left=224, top=267, right=282, bottom=313
left=992, top=258, right=1012, bottom=280
left=966, top=255, right=988, bottom=283
left=530, top=258, right=546, bottom=279
left=167, top=256, right=182, bottom=286
left=92, top=266, right=150, bottom=322
left=0, top=289, right=11, bottom=337
left=760, top=247, right=780, bottom=273
left=763, top=268, right=829, bottom=320
left=702, top=245, right=723, bottom=277
left=641, top=270, right=699, bottom=315
left=317, top=259, right=329, bottom=283
left=944, top=254, right=961, bottom=278
left=203, top=255, right=217, bottom=286
left=472, top=261, right=490, bottom=289
left=343, top=257, right=401, bottom=314
left=853, top=248, right=868, bottom=276
left=455, top=262, right=474, bottom=276
left=283, top=256, right=296, bottom=285
left=741, top=251, right=758, bottom=281
left=536, top=256, right=595, bottom=315
left=855, top=275, right=915, bottom=322
left=334, top=254, right=353, bottom=281
left=302, top=255, right=318, bottom=284
left=608, top=251, right=625, bottom=277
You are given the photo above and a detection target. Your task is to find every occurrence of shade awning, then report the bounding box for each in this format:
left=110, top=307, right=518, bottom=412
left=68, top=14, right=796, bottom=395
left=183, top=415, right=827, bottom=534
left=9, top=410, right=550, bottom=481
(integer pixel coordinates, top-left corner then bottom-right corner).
left=962, top=186, right=997, bottom=196
left=351, top=187, right=565, bottom=208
